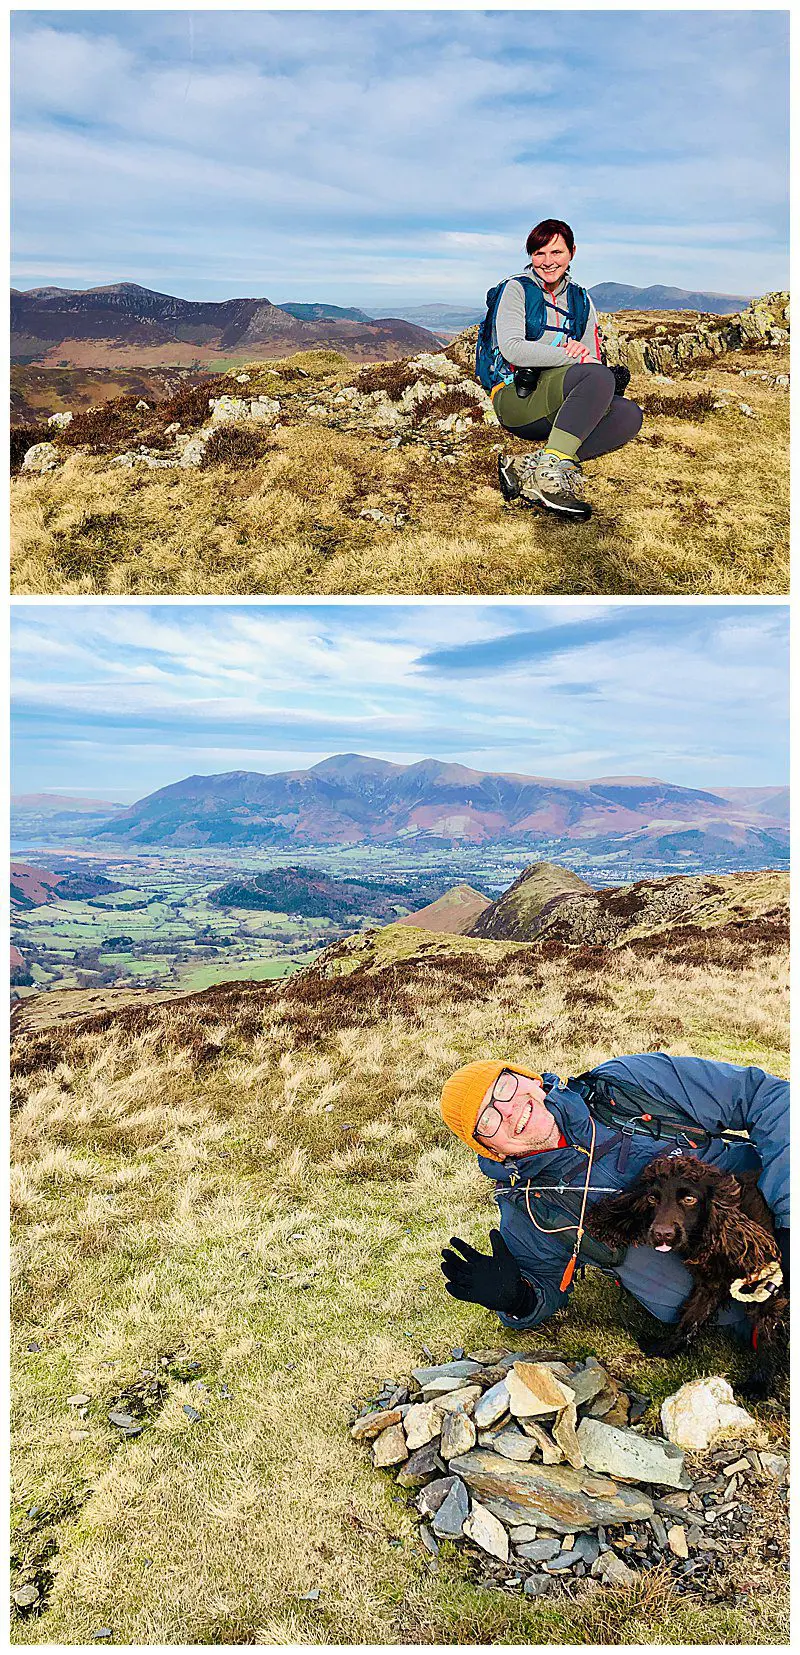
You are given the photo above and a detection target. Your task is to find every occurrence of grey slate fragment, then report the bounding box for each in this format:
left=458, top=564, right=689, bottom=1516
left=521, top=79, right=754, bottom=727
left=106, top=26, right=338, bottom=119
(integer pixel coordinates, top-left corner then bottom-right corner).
left=515, top=1537, right=561, bottom=1563
left=432, top=1478, right=469, bottom=1539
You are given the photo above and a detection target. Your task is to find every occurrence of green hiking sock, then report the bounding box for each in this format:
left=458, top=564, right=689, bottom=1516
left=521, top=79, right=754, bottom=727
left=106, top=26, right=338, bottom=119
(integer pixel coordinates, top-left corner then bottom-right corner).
left=544, top=430, right=582, bottom=461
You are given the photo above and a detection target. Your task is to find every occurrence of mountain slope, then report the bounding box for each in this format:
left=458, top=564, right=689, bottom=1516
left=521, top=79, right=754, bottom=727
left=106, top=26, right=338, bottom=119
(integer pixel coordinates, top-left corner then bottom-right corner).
left=11, top=283, right=441, bottom=367
left=589, top=283, right=750, bottom=314
left=393, top=882, right=490, bottom=934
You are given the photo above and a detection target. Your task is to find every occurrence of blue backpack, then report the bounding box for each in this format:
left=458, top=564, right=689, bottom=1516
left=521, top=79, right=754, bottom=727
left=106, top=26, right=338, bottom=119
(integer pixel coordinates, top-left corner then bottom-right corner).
left=476, top=275, right=591, bottom=394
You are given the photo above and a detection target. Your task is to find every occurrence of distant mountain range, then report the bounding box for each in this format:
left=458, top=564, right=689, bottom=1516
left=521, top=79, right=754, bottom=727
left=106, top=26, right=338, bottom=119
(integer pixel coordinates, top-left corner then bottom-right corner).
left=62, top=753, right=788, bottom=863
left=10, top=283, right=441, bottom=368
left=11, top=281, right=753, bottom=368
left=363, top=286, right=750, bottom=334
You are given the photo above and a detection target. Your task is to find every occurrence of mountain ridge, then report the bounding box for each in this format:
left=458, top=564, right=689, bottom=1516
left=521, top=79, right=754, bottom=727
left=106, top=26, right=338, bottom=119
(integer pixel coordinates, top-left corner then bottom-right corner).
left=75, top=755, right=789, bottom=859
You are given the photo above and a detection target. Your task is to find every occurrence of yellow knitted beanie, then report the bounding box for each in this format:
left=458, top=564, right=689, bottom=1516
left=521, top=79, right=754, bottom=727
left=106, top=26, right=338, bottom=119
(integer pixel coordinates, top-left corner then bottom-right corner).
left=439, top=1060, right=543, bottom=1162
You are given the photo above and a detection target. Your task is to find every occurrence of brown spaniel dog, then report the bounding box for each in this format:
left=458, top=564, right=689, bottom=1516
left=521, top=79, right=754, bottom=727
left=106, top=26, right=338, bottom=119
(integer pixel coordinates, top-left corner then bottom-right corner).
left=586, top=1155, right=787, bottom=1396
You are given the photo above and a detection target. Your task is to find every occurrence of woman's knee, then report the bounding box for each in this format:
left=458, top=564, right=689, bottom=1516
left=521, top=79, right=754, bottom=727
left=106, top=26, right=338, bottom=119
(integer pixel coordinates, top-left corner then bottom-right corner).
left=622, top=398, right=644, bottom=439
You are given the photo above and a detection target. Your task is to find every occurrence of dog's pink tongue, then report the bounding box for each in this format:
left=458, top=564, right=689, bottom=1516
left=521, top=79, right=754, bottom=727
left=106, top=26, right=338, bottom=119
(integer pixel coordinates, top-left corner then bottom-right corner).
left=655, top=1243, right=673, bottom=1252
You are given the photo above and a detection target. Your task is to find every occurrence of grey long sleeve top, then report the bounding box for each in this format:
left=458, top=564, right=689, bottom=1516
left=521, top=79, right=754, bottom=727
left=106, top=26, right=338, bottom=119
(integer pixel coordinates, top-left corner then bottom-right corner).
left=495, top=274, right=601, bottom=371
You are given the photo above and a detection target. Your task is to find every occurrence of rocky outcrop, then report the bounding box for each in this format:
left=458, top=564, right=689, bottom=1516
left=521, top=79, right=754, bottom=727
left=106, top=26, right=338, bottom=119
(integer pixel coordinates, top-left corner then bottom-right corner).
left=448, top=293, right=789, bottom=381
left=599, top=292, right=789, bottom=377
left=469, top=863, right=593, bottom=941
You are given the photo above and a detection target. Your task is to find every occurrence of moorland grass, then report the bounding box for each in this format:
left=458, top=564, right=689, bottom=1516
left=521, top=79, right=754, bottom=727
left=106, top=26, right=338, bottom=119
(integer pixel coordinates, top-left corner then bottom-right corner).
left=10, top=348, right=789, bottom=596
left=11, top=931, right=788, bottom=1644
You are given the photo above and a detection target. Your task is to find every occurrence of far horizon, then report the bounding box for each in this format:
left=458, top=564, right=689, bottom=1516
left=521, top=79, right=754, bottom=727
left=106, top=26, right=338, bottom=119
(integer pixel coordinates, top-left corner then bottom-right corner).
left=11, top=11, right=788, bottom=302
left=11, top=604, right=789, bottom=800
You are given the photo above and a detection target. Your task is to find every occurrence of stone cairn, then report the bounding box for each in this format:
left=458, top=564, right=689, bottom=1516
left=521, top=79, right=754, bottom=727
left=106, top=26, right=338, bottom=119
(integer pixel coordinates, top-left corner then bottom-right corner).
left=350, top=1349, right=787, bottom=1600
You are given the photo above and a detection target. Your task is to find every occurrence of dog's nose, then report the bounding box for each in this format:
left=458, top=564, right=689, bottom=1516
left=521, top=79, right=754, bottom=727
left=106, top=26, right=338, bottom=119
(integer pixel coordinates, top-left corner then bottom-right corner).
left=650, top=1224, right=679, bottom=1248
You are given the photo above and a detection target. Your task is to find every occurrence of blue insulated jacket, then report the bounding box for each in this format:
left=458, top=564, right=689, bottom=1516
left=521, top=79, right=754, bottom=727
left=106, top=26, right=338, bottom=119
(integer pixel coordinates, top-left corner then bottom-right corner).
left=478, top=1053, right=789, bottom=1331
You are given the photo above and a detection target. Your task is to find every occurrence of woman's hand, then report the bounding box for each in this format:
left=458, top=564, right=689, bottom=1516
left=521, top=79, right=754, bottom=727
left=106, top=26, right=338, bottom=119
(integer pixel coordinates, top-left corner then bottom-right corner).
left=561, top=339, right=591, bottom=362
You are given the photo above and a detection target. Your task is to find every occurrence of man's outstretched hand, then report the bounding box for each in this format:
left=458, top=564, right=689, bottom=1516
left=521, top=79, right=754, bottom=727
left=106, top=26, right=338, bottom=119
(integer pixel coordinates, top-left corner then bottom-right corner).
left=441, top=1229, right=527, bottom=1315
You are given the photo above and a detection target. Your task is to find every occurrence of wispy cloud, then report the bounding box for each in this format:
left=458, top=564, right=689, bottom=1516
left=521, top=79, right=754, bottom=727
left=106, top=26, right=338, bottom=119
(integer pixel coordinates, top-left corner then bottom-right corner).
left=11, top=10, right=788, bottom=303
left=10, top=603, right=788, bottom=801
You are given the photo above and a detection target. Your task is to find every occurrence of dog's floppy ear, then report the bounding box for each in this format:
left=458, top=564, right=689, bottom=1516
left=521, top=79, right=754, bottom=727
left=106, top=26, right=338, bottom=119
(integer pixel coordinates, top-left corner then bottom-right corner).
left=586, top=1185, right=653, bottom=1249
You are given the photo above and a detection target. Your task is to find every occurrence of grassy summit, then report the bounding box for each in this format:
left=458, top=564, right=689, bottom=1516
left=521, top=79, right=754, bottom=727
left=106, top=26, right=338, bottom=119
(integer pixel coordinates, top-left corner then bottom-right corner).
left=10, top=304, right=789, bottom=596
left=11, top=869, right=788, bottom=1643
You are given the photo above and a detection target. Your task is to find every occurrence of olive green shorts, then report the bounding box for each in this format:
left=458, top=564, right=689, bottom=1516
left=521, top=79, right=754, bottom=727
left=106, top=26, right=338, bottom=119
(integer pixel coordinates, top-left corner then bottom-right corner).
left=492, top=365, right=571, bottom=430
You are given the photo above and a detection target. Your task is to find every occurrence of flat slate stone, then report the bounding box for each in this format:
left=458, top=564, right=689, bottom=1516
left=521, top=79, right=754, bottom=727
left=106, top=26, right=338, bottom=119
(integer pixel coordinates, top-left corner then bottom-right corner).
left=577, top=1418, right=688, bottom=1488
left=412, top=1361, right=483, bottom=1386
left=506, top=1363, right=575, bottom=1418
left=432, top=1385, right=482, bottom=1416
left=516, top=1537, right=561, bottom=1563
left=432, top=1477, right=469, bottom=1539
left=417, top=1475, right=458, bottom=1517
left=373, top=1422, right=409, bottom=1467
left=404, top=1403, right=441, bottom=1450
left=449, top=1449, right=655, bottom=1534
left=494, top=1428, right=535, bottom=1463
left=351, top=1407, right=403, bottom=1440
left=440, top=1410, right=476, bottom=1460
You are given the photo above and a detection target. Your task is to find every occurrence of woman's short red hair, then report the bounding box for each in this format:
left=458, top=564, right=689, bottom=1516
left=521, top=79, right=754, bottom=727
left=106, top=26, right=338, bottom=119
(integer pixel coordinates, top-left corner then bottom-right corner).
left=526, top=219, right=576, bottom=257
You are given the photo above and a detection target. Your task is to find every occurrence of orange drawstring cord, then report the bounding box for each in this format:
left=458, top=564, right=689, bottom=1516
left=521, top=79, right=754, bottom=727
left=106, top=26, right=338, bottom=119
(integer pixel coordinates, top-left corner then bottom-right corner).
left=523, top=1114, right=597, bottom=1293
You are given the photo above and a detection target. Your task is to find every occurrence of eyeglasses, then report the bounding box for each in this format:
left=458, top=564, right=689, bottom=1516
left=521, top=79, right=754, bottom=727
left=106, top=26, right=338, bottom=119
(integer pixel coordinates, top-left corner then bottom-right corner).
left=475, top=1070, right=521, bottom=1141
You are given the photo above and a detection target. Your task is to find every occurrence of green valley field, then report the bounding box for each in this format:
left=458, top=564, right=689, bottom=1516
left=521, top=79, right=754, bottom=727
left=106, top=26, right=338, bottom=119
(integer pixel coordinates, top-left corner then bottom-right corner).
left=10, top=868, right=788, bottom=1644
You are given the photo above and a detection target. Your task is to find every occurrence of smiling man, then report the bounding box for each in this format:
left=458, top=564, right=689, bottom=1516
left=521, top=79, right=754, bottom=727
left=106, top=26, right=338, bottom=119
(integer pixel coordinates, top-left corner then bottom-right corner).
left=439, top=1055, right=789, bottom=1337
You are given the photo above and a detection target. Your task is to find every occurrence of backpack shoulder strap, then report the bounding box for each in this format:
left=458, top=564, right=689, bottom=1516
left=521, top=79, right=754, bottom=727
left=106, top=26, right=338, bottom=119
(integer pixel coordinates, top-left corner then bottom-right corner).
left=566, top=282, right=592, bottom=339
left=516, top=274, right=547, bottom=342
left=571, top=1070, right=730, bottom=1151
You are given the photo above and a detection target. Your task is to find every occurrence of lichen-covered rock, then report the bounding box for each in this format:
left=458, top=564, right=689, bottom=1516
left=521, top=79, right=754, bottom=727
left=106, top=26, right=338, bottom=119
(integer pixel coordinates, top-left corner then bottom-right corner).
left=373, top=1421, right=408, bottom=1467
left=47, top=411, right=73, bottom=428
left=21, top=441, right=60, bottom=473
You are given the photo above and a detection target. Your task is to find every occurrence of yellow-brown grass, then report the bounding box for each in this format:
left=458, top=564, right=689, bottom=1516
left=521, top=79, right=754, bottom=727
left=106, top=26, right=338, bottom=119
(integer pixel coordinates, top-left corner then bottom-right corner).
left=11, top=928, right=788, bottom=1644
left=10, top=347, right=788, bottom=596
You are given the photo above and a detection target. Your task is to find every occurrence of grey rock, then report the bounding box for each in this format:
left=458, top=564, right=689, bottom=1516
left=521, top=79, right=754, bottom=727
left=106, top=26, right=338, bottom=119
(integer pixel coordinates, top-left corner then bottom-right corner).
left=760, top=1453, right=788, bottom=1481
left=420, top=1525, right=439, bottom=1556
left=411, top=1360, right=483, bottom=1386
left=493, top=1427, right=534, bottom=1462
left=649, top=1514, right=669, bottom=1549
left=417, top=1475, right=457, bottom=1517
left=67, top=1394, right=91, bottom=1407
left=592, top=1551, right=637, bottom=1588
left=523, top=1576, right=551, bottom=1597
left=26, top=1341, right=41, bottom=1352
left=47, top=411, right=73, bottom=428
left=404, top=1402, right=441, bottom=1450
left=520, top=1419, right=563, bottom=1463
left=396, top=1442, right=443, bottom=1486
left=107, top=1410, right=136, bottom=1429
left=432, top=1477, right=469, bottom=1538
left=474, top=1381, right=510, bottom=1429
left=515, top=1537, right=561, bottom=1563
left=182, top=1405, right=202, bottom=1423
left=576, top=1417, right=688, bottom=1487
left=13, top=1585, right=40, bottom=1607
left=299, top=1589, right=320, bottom=1601
left=21, top=441, right=60, bottom=473
left=568, top=1367, right=609, bottom=1408
left=509, top=1524, right=539, bottom=1544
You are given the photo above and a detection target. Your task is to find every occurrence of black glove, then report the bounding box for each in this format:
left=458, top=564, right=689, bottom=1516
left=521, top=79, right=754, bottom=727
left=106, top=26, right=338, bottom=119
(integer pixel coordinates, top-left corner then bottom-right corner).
left=611, top=364, right=631, bottom=397
left=441, top=1229, right=535, bottom=1317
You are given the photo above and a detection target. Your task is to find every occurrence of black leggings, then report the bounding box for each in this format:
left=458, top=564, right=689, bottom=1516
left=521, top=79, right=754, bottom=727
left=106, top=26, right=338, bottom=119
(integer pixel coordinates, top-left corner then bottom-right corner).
left=501, top=362, right=643, bottom=460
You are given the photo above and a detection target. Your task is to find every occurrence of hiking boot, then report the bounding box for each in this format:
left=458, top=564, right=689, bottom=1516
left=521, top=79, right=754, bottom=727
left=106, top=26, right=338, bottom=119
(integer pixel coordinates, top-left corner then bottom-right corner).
left=497, top=453, right=522, bottom=502
left=516, top=450, right=592, bottom=521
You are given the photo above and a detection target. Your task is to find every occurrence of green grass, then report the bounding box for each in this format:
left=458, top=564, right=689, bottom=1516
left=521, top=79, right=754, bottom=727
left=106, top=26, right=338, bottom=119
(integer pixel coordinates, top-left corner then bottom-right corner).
left=11, top=930, right=788, bottom=1643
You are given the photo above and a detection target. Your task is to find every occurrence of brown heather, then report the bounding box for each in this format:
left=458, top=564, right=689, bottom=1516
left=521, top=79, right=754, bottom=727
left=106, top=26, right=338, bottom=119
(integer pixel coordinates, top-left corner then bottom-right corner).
left=10, top=897, right=788, bottom=1644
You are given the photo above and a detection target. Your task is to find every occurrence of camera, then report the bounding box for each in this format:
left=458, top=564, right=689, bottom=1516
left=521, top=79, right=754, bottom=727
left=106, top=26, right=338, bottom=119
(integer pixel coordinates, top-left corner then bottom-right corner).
left=513, top=367, right=541, bottom=398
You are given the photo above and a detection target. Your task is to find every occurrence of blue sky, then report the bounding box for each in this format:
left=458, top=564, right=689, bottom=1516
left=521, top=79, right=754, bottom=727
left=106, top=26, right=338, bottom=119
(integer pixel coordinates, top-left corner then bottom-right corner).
left=11, top=603, right=789, bottom=801
left=11, top=10, right=788, bottom=305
